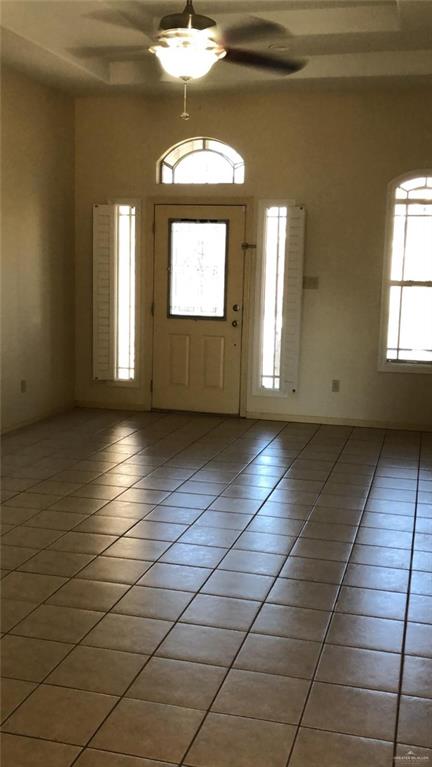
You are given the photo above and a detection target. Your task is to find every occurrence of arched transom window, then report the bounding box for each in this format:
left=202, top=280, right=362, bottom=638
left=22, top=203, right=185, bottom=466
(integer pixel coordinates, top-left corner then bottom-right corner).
left=159, top=138, right=245, bottom=184
left=380, top=173, right=432, bottom=369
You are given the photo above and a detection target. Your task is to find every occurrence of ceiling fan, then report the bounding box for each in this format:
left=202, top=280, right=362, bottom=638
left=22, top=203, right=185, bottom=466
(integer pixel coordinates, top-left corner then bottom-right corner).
left=81, top=1, right=305, bottom=117
left=148, top=0, right=305, bottom=81
left=149, top=0, right=306, bottom=117
left=83, top=1, right=305, bottom=79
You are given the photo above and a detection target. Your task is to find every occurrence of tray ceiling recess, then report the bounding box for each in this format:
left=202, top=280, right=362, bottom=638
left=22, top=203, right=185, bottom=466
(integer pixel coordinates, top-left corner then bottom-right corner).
left=1, top=0, right=432, bottom=93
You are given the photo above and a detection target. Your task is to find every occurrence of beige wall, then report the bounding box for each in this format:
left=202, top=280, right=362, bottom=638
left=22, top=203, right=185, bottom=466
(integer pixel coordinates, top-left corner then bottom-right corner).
left=75, top=85, right=432, bottom=428
left=1, top=68, right=75, bottom=431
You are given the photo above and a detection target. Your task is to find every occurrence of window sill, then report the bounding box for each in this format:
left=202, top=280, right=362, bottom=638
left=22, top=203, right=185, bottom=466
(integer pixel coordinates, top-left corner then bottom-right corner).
left=378, top=362, right=432, bottom=375
left=252, top=386, right=297, bottom=397
left=93, top=378, right=140, bottom=389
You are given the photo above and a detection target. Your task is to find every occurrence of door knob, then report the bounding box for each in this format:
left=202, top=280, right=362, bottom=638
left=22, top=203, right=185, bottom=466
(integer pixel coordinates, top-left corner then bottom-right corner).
left=232, top=320, right=238, bottom=327
left=232, top=304, right=240, bottom=312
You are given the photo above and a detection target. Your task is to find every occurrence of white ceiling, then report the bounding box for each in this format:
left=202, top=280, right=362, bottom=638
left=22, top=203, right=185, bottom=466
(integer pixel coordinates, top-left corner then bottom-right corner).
left=1, top=0, right=432, bottom=94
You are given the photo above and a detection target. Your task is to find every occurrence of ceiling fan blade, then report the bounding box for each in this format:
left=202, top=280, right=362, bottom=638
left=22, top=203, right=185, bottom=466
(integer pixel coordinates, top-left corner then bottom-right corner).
left=195, top=0, right=392, bottom=13
left=223, top=47, right=305, bottom=74
left=70, top=46, right=149, bottom=61
left=222, top=17, right=290, bottom=46
left=84, top=10, right=137, bottom=31
left=84, top=1, right=154, bottom=38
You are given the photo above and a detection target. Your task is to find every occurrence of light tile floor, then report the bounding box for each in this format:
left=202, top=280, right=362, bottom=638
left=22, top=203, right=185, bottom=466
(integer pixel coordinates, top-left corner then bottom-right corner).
left=0, top=409, right=431, bottom=767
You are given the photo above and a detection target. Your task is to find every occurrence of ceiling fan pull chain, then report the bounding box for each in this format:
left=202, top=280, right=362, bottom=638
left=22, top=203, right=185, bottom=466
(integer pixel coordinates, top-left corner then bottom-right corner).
left=181, top=80, right=190, bottom=120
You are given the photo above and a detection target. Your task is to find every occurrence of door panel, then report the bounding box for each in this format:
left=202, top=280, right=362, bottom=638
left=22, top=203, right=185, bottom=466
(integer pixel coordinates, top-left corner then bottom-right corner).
left=152, top=204, right=245, bottom=414
left=203, top=335, right=225, bottom=389
left=169, top=334, right=190, bottom=386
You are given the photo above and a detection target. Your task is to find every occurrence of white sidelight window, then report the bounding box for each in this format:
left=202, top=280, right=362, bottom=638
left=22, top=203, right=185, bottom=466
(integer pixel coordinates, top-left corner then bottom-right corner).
left=380, top=173, right=432, bottom=371
left=93, top=202, right=138, bottom=382
left=254, top=201, right=306, bottom=394
left=260, top=206, right=287, bottom=390
left=116, top=205, right=136, bottom=380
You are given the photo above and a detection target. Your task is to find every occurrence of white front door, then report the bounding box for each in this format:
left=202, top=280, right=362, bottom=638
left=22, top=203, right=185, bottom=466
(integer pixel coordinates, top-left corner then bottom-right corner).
left=152, top=204, right=246, bottom=414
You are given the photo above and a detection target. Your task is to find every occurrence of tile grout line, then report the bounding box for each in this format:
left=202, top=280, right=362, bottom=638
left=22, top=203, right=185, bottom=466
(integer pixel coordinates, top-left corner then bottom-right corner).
left=2, top=418, right=357, bottom=733
left=177, top=422, right=347, bottom=767
left=283, top=426, right=391, bottom=767
left=3, top=419, right=293, bottom=660
left=1, top=414, right=253, bottom=730
left=391, top=430, right=423, bottom=764
left=2, top=418, right=427, bottom=764
left=1, top=439, right=420, bottom=623
left=4, top=415, right=280, bottom=758
left=2, top=412, right=243, bottom=631
left=61, top=416, right=295, bottom=765
left=48, top=419, right=307, bottom=763
left=1, top=416, right=184, bottom=723
left=4, top=436, right=422, bottom=576
left=1, top=411, right=197, bottom=513
left=1, top=412, right=159, bottom=499
left=0, top=412, right=185, bottom=561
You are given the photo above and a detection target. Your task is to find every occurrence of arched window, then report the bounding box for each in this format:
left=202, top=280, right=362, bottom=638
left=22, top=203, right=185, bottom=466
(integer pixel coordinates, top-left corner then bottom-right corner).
left=159, top=138, right=245, bottom=184
left=380, top=172, right=432, bottom=370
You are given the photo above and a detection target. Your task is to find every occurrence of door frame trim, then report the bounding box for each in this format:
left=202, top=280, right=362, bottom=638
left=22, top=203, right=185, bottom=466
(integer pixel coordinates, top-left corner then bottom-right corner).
left=148, top=196, right=255, bottom=417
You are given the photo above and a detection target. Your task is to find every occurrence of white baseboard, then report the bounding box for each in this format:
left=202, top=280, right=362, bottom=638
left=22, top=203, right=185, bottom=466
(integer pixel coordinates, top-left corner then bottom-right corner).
left=245, top=410, right=432, bottom=432
left=1, top=403, right=74, bottom=435
left=75, top=400, right=150, bottom=412
left=4, top=402, right=431, bottom=434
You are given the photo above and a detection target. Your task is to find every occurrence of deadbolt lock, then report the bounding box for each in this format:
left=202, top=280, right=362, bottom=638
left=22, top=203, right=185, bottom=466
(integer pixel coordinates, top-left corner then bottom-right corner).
left=232, top=304, right=240, bottom=311
left=232, top=320, right=238, bottom=327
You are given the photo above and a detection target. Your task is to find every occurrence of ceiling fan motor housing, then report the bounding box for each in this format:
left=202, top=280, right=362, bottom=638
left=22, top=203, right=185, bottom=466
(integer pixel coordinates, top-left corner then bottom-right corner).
left=159, top=0, right=216, bottom=32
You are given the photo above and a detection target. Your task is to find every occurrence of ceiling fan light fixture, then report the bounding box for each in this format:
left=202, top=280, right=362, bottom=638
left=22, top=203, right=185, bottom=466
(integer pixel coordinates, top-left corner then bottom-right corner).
left=150, top=28, right=225, bottom=80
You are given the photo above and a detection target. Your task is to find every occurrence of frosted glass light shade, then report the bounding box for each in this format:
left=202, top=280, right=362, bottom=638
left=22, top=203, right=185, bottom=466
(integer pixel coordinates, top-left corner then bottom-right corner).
left=151, top=29, right=225, bottom=80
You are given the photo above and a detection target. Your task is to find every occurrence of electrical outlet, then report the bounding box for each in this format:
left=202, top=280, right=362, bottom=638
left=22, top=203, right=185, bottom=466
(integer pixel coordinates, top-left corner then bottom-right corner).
left=20, top=379, right=27, bottom=393
left=332, top=379, right=340, bottom=393
left=303, top=276, right=319, bottom=290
